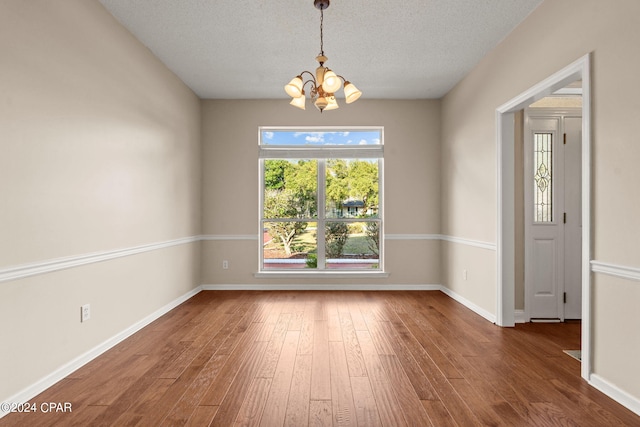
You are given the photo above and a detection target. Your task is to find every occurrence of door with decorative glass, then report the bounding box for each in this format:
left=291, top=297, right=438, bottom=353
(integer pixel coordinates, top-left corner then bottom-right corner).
left=524, top=112, right=582, bottom=321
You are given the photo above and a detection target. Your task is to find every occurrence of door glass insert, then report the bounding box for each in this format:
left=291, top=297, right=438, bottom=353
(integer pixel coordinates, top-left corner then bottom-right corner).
left=534, top=132, right=553, bottom=222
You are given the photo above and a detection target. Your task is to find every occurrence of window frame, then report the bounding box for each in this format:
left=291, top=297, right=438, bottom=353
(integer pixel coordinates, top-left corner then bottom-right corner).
left=257, top=126, right=385, bottom=276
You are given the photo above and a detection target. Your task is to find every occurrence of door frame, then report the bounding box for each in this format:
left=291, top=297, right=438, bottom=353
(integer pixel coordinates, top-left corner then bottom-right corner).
left=495, top=53, right=592, bottom=381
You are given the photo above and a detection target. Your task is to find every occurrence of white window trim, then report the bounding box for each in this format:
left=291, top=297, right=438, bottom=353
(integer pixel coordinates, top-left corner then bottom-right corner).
left=258, top=126, right=385, bottom=276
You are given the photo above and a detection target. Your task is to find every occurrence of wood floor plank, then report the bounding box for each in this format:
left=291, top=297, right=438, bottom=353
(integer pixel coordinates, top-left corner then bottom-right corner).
left=2, top=291, right=639, bottom=427
left=159, top=354, right=229, bottom=426
left=120, top=378, right=176, bottom=418
left=421, top=400, right=457, bottom=427
left=185, top=405, right=219, bottom=427
left=447, top=377, right=506, bottom=426
left=256, top=313, right=292, bottom=378
left=356, top=330, right=409, bottom=427
left=159, top=312, right=233, bottom=379
left=376, top=317, right=438, bottom=400
left=327, top=299, right=343, bottom=342
left=347, top=297, right=368, bottom=331
left=338, top=311, right=368, bottom=377
left=259, top=331, right=300, bottom=426
left=310, top=320, right=331, bottom=400
left=329, top=341, right=358, bottom=426
left=297, top=302, right=315, bottom=355
left=309, top=400, right=332, bottom=427
left=284, top=354, right=312, bottom=427
left=395, top=310, right=463, bottom=379
left=378, top=354, right=434, bottom=426
left=209, top=340, right=269, bottom=427
left=199, top=323, right=265, bottom=406
left=350, top=376, right=382, bottom=427
left=233, top=378, right=271, bottom=427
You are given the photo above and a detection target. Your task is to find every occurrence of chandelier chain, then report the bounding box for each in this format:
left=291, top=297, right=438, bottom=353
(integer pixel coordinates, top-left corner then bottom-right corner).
left=320, top=8, right=324, bottom=56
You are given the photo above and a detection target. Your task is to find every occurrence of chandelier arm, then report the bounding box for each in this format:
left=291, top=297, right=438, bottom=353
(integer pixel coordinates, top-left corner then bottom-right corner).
left=299, top=70, right=317, bottom=83
left=305, top=80, right=322, bottom=99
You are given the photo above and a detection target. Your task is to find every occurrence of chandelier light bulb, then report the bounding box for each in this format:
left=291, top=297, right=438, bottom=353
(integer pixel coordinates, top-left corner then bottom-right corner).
left=290, top=91, right=306, bottom=110
left=343, top=81, right=362, bottom=104
left=322, top=70, right=341, bottom=93
left=324, top=95, right=339, bottom=111
left=285, top=76, right=304, bottom=98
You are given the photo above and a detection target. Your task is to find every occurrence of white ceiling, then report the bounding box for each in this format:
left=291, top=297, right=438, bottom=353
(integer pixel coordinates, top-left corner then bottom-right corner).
left=98, top=0, right=542, bottom=100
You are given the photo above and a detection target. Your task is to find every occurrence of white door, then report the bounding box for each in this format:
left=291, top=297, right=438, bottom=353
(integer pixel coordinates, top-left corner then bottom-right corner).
left=525, top=116, right=563, bottom=320
left=524, top=112, right=582, bottom=320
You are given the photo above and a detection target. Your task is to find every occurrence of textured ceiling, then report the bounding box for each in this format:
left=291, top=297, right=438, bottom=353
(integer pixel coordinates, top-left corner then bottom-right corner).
left=98, top=0, right=542, bottom=99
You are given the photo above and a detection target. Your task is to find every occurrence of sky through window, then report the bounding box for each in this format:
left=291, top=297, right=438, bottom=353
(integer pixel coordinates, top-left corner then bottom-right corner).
left=261, top=130, right=381, bottom=146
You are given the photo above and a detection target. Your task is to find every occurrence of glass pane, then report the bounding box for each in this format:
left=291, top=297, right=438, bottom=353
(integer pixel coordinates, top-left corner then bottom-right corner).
left=534, top=133, right=553, bottom=222
left=325, top=159, right=379, bottom=218
left=325, top=221, right=380, bottom=270
left=261, top=130, right=381, bottom=146
left=263, top=221, right=316, bottom=269
left=263, top=159, right=317, bottom=219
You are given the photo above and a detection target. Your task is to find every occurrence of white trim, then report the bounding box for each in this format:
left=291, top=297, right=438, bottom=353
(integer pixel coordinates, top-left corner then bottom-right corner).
left=0, top=236, right=200, bottom=284
left=496, top=53, right=592, bottom=381
left=200, top=234, right=259, bottom=241
left=591, top=260, right=640, bottom=282
left=438, top=286, right=497, bottom=323
left=0, top=286, right=202, bottom=419
left=202, top=283, right=438, bottom=291
left=0, top=233, right=491, bottom=285
left=439, top=235, right=497, bottom=251
left=387, top=233, right=497, bottom=250
left=590, top=374, right=640, bottom=417
left=253, top=271, right=390, bottom=279
left=385, top=233, right=440, bottom=240
left=514, top=309, right=526, bottom=323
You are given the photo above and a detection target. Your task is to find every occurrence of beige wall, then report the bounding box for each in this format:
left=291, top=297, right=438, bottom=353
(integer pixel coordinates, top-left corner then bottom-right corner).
left=0, top=1, right=201, bottom=400
left=201, top=99, right=441, bottom=285
left=442, top=0, right=640, bottom=400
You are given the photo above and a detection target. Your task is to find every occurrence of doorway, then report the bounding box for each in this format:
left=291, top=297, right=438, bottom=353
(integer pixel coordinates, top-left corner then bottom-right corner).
left=496, top=53, right=591, bottom=380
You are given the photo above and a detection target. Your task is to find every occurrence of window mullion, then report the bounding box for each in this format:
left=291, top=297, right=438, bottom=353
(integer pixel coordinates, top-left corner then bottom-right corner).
left=317, top=159, right=326, bottom=269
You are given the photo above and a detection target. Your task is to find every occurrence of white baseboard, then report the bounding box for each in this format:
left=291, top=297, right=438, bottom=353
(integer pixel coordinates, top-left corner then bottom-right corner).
left=202, top=283, right=442, bottom=291
left=590, top=374, right=640, bottom=416
left=438, top=286, right=497, bottom=323
left=514, top=309, right=526, bottom=323
left=0, top=286, right=202, bottom=419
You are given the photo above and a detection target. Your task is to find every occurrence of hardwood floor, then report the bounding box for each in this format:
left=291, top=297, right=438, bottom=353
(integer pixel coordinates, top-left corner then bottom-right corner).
left=2, top=290, right=639, bottom=426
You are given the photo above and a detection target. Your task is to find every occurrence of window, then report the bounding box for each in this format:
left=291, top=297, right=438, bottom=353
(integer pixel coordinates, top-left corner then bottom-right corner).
left=259, top=128, right=383, bottom=272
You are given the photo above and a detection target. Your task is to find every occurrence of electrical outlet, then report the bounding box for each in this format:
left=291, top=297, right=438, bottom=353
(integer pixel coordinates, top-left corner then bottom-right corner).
left=81, top=304, right=90, bottom=322
left=463, top=269, right=468, bottom=280
left=222, top=260, right=229, bottom=269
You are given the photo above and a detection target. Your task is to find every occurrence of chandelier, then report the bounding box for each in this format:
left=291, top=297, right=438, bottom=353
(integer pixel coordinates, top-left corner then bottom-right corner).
left=284, top=0, right=362, bottom=112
